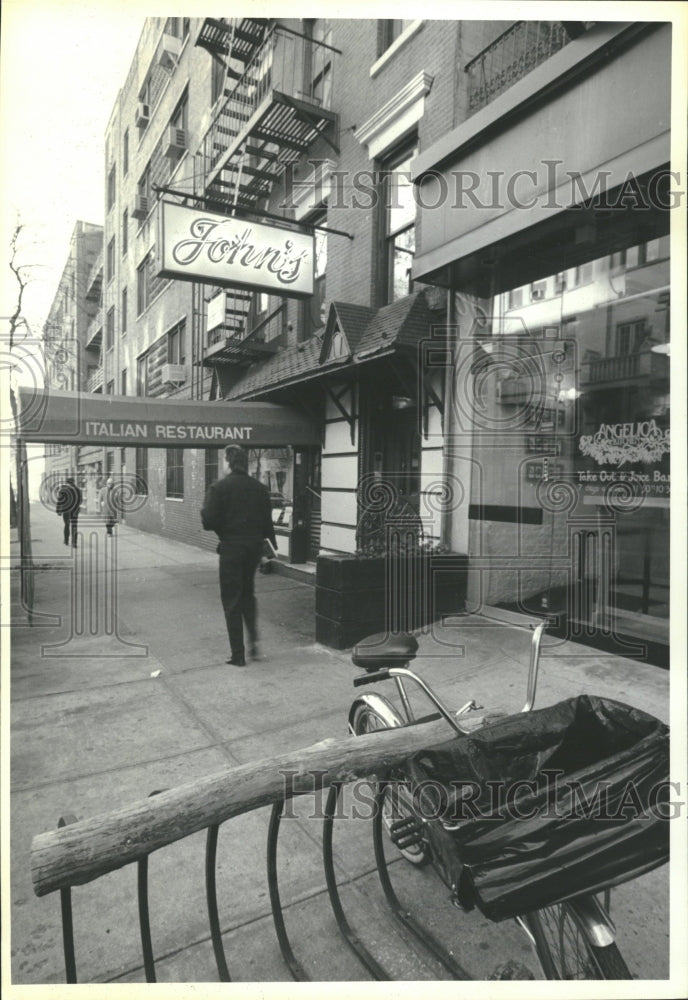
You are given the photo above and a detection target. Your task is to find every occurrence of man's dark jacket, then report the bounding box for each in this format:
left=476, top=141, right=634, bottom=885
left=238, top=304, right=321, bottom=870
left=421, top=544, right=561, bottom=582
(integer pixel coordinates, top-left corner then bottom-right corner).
left=201, top=471, right=277, bottom=548
left=56, top=481, right=82, bottom=517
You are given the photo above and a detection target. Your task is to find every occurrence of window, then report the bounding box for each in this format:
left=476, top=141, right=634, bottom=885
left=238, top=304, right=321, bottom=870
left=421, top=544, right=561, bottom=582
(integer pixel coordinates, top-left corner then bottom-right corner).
left=106, top=237, right=116, bottom=281
left=122, top=209, right=128, bottom=256
left=106, top=451, right=115, bottom=473
left=121, top=368, right=127, bottom=395
left=123, top=128, right=129, bottom=175
left=306, top=20, right=332, bottom=107
left=137, top=164, right=151, bottom=211
left=168, top=319, right=186, bottom=364
left=380, top=142, right=417, bottom=304
left=137, top=256, right=149, bottom=315
left=170, top=89, right=188, bottom=132
left=106, top=380, right=114, bottom=396
left=166, top=448, right=184, bottom=498
left=107, top=164, right=116, bottom=211
left=615, top=320, right=646, bottom=356
left=121, top=287, right=128, bottom=333
left=379, top=20, right=415, bottom=55
left=136, top=355, right=147, bottom=396
left=106, top=307, right=115, bottom=351
left=205, top=449, right=220, bottom=491
left=508, top=288, right=524, bottom=310
left=135, top=447, right=148, bottom=494
left=574, top=262, right=593, bottom=285
left=302, top=212, right=327, bottom=338
left=211, top=57, right=225, bottom=105
left=531, top=280, right=547, bottom=301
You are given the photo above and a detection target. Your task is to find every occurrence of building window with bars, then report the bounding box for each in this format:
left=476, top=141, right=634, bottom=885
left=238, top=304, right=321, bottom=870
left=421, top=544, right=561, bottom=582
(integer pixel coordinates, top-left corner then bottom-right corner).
left=135, top=447, right=148, bottom=495
left=106, top=307, right=115, bottom=351
left=166, top=448, right=184, bottom=499
left=379, top=141, right=418, bottom=304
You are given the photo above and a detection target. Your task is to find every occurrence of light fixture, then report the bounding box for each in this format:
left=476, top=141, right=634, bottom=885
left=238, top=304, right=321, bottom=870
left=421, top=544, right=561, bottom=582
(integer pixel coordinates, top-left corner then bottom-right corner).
left=651, top=343, right=670, bottom=356
left=392, top=395, right=414, bottom=410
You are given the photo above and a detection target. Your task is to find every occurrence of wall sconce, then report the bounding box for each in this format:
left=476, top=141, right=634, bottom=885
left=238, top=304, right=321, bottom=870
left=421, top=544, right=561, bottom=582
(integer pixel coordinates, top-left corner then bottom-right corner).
left=392, top=395, right=414, bottom=410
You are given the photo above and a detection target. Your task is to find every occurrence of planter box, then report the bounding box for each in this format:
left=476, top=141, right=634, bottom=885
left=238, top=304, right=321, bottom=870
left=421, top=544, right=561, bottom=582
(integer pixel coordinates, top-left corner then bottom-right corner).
left=315, top=552, right=468, bottom=649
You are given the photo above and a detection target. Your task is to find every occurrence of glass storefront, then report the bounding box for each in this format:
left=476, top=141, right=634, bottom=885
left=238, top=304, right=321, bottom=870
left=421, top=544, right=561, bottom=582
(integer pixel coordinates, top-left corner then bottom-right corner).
left=471, top=235, right=670, bottom=652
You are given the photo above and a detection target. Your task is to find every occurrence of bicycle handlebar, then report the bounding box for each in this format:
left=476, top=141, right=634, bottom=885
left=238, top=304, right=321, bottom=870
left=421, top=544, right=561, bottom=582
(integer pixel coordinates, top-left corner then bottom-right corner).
left=353, top=669, right=391, bottom=687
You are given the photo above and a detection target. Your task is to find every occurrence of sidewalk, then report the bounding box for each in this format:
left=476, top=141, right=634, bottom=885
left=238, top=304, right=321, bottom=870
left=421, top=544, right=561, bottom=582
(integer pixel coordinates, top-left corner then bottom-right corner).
left=8, top=501, right=670, bottom=984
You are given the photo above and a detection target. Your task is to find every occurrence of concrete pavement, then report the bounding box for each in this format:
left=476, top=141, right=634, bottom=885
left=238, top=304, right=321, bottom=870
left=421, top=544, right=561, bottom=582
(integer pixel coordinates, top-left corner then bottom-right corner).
left=7, top=500, right=671, bottom=984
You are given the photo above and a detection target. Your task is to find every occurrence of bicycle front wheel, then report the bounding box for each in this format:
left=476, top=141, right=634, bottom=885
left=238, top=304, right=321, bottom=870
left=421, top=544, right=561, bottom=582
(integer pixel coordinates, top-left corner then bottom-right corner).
left=526, top=901, right=632, bottom=979
left=351, top=701, right=431, bottom=867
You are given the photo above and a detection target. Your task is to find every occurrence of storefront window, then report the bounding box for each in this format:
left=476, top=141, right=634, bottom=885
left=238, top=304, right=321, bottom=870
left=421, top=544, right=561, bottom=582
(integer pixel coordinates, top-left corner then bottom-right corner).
left=474, top=235, right=669, bottom=646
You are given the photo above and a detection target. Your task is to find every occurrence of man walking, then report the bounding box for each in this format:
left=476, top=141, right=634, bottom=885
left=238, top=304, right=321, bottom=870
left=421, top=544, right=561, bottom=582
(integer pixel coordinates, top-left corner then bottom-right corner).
left=201, top=446, right=277, bottom=666
left=56, top=476, right=82, bottom=548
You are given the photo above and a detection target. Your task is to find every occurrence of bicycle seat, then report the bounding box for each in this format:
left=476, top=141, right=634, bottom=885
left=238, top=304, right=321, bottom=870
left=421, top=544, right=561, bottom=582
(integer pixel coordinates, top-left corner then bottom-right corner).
left=352, top=632, right=418, bottom=671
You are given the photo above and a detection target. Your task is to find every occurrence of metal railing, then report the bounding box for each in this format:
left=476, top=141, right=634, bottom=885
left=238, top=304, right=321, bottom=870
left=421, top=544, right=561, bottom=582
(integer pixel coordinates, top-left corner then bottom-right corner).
left=86, top=367, right=103, bottom=393
left=465, top=21, right=571, bottom=114
left=84, top=251, right=103, bottom=302
left=582, top=351, right=662, bottom=384
left=30, top=718, right=457, bottom=983
left=85, top=311, right=103, bottom=350
left=202, top=25, right=338, bottom=178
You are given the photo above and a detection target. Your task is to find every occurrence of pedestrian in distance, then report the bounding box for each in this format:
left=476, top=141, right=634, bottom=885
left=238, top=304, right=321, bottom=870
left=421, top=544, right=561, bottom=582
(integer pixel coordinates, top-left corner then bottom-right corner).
left=100, top=476, right=118, bottom=535
left=201, top=445, right=277, bottom=666
left=56, top=476, right=82, bottom=548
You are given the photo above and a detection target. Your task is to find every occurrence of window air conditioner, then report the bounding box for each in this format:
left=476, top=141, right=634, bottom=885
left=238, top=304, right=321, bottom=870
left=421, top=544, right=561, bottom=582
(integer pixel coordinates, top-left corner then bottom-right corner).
left=531, top=287, right=546, bottom=301
left=136, top=102, right=151, bottom=127
left=162, top=363, right=186, bottom=384
left=159, top=34, right=182, bottom=71
left=163, top=125, right=186, bottom=158
left=132, top=195, right=149, bottom=220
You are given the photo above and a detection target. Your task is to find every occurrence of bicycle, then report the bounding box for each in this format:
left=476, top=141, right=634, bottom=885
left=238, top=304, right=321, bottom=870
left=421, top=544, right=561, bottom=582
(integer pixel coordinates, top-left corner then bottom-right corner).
left=345, top=621, right=664, bottom=980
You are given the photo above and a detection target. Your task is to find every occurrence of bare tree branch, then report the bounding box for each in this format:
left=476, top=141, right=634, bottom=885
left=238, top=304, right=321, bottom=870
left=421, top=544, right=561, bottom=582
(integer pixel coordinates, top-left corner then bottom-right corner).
left=8, top=222, right=29, bottom=350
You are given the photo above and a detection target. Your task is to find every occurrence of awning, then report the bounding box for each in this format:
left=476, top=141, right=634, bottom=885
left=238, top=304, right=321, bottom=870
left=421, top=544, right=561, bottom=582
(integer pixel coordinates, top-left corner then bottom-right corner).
left=16, top=388, right=320, bottom=448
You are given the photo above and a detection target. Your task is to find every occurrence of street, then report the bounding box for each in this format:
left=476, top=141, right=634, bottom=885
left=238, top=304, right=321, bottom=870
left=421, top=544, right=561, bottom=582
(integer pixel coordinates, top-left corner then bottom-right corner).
left=9, top=500, right=671, bottom=984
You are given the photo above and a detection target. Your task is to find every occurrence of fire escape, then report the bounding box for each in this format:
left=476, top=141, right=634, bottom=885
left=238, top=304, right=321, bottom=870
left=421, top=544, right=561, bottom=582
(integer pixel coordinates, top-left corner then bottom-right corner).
left=192, top=18, right=340, bottom=382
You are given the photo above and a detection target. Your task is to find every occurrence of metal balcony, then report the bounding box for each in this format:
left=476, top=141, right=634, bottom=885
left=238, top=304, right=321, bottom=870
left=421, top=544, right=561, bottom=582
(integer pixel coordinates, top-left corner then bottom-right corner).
left=203, top=289, right=279, bottom=367
left=199, top=24, right=339, bottom=208
left=85, top=312, right=103, bottom=351
left=195, top=17, right=271, bottom=66
left=85, top=251, right=103, bottom=303
left=86, top=367, right=103, bottom=393
left=581, top=351, right=666, bottom=386
left=464, top=21, right=577, bottom=115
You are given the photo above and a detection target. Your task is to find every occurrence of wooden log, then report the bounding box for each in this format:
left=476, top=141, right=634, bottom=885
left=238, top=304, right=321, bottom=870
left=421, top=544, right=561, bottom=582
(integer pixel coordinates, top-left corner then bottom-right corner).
left=31, top=716, right=467, bottom=898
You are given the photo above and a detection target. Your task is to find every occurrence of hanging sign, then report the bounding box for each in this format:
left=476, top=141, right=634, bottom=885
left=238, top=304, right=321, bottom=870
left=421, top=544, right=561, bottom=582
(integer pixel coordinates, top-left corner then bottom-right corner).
left=157, top=201, right=314, bottom=298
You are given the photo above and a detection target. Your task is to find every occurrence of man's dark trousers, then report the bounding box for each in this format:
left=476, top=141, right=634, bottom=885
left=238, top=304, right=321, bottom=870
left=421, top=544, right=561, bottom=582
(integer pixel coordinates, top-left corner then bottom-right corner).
left=218, top=538, right=263, bottom=660
left=62, top=513, right=78, bottom=547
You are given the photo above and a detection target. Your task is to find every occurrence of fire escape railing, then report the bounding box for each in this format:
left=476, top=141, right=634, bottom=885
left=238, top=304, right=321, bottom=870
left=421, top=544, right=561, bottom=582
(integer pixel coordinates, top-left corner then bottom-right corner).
left=464, top=21, right=574, bottom=114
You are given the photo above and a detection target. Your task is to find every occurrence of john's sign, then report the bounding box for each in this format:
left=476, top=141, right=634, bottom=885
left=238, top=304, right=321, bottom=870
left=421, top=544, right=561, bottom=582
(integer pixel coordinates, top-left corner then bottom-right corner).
left=158, top=201, right=314, bottom=297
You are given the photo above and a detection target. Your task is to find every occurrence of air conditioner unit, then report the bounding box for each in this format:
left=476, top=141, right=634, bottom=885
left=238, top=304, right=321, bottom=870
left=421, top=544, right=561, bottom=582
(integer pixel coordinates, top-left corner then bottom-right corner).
left=531, top=287, right=546, bottom=301
left=159, top=34, right=182, bottom=70
left=163, top=125, right=186, bottom=159
left=136, top=102, right=151, bottom=127
left=162, top=363, right=186, bottom=384
left=132, top=195, right=149, bottom=220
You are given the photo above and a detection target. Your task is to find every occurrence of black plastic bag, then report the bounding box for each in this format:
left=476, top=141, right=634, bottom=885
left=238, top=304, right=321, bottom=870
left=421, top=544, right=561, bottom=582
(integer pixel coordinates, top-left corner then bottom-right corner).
left=406, top=695, right=670, bottom=921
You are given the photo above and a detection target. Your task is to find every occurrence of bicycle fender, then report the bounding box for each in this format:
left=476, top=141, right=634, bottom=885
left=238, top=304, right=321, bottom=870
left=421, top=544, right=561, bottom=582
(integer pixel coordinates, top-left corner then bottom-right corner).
left=348, top=693, right=404, bottom=734
left=567, top=896, right=616, bottom=948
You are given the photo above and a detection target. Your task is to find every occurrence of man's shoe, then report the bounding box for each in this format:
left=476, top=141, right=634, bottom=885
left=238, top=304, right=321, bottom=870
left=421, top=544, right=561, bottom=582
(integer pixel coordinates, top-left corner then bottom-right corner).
left=249, top=646, right=265, bottom=662
left=227, top=656, right=247, bottom=667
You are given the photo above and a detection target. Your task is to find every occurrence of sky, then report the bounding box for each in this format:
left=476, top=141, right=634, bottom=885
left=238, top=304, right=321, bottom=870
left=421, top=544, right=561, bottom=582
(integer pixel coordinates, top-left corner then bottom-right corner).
left=1, top=2, right=146, bottom=337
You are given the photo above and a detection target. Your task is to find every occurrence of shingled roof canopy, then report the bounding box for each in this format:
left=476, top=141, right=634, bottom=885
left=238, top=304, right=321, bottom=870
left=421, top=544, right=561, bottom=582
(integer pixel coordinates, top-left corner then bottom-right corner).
left=222, top=289, right=445, bottom=400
